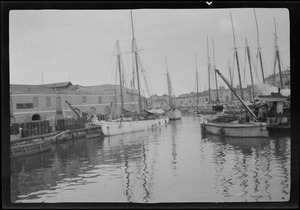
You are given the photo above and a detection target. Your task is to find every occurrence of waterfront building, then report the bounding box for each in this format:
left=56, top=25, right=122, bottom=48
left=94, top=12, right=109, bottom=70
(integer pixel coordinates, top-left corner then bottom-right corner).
left=10, top=82, right=143, bottom=124
left=173, top=85, right=261, bottom=108
left=62, top=84, right=142, bottom=119
left=147, top=94, right=170, bottom=109
left=10, top=84, right=62, bottom=124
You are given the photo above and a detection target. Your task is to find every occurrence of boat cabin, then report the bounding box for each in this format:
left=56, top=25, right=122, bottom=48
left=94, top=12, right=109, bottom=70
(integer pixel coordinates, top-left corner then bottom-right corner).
left=254, top=92, right=289, bottom=115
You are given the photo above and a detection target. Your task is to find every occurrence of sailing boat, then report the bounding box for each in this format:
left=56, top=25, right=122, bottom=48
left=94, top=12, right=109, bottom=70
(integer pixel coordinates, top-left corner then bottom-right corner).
left=223, top=11, right=248, bottom=116
left=99, top=11, right=169, bottom=136
left=200, top=69, right=269, bottom=138
left=198, top=37, right=218, bottom=115
left=195, top=52, right=201, bottom=115
left=254, top=16, right=290, bottom=134
left=254, top=9, right=266, bottom=84
left=211, top=38, right=224, bottom=112
left=165, top=55, right=182, bottom=120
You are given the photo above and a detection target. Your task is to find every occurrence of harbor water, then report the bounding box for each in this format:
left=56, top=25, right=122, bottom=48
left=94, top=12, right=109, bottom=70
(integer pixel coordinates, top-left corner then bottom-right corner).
left=10, top=115, right=291, bottom=203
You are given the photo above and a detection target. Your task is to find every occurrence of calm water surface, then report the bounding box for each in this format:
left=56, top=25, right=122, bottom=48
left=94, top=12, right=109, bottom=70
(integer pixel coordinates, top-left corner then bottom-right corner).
left=10, top=116, right=291, bottom=203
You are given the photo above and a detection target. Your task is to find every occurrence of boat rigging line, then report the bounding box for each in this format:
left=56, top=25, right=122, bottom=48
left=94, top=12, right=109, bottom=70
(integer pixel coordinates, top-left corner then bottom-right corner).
left=215, top=69, right=257, bottom=119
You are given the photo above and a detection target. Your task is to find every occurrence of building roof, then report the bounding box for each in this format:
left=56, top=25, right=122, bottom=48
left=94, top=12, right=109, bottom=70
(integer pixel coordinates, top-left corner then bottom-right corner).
left=58, top=84, right=86, bottom=93
left=10, top=84, right=60, bottom=94
left=85, top=84, right=134, bottom=92
left=60, top=86, right=98, bottom=95
left=60, top=84, right=137, bottom=95
left=43, top=82, right=73, bottom=89
left=85, top=84, right=119, bottom=90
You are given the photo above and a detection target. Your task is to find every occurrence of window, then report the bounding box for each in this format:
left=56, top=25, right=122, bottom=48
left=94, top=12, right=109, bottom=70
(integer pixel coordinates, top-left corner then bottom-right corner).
left=46, top=97, right=51, bottom=107
left=98, top=96, right=102, bottom=104
left=16, top=103, right=33, bottom=109
left=82, top=96, right=86, bottom=103
left=33, top=97, right=39, bottom=107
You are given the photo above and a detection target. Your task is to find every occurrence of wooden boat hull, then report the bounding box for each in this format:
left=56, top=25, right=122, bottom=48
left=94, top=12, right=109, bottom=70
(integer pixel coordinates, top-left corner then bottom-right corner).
left=267, top=125, right=290, bottom=135
left=200, top=122, right=269, bottom=138
left=166, top=109, right=182, bottom=120
left=199, top=107, right=217, bottom=115
left=11, top=138, right=52, bottom=158
left=200, top=111, right=217, bottom=115
left=100, top=117, right=169, bottom=136
left=224, top=110, right=246, bottom=115
left=86, top=125, right=103, bottom=139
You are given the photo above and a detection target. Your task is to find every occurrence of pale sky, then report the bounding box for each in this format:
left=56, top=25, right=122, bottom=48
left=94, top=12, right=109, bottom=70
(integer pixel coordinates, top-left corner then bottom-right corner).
left=9, top=8, right=290, bottom=96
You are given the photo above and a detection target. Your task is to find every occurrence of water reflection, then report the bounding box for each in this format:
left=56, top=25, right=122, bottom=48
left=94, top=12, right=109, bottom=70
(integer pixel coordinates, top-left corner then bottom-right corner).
left=10, top=117, right=290, bottom=203
left=141, top=144, right=150, bottom=202
left=170, top=121, right=180, bottom=178
left=123, top=153, right=131, bottom=201
left=202, top=132, right=290, bottom=202
left=10, top=150, right=55, bottom=202
left=101, top=129, right=161, bottom=203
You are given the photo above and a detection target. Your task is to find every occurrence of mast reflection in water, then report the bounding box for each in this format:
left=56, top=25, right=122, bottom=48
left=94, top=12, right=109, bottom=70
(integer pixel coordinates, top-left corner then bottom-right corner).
left=10, top=116, right=290, bottom=203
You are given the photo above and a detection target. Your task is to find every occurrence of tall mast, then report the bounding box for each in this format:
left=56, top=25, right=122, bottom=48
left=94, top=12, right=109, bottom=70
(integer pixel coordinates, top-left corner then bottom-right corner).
left=230, top=11, right=244, bottom=100
left=273, top=18, right=283, bottom=89
left=165, top=55, right=173, bottom=109
left=195, top=52, right=199, bottom=110
left=116, top=40, right=124, bottom=112
left=254, top=9, right=265, bottom=83
left=228, top=58, right=234, bottom=101
left=207, top=36, right=211, bottom=103
left=245, top=38, right=255, bottom=101
left=212, top=38, right=219, bottom=101
left=130, top=10, right=136, bottom=90
left=130, top=10, right=143, bottom=112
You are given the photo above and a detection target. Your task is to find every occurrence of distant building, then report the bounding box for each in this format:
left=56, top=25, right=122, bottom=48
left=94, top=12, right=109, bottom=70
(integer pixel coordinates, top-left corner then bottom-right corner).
left=147, top=94, right=169, bottom=109
left=173, top=85, right=261, bottom=108
left=264, top=68, right=290, bottom=89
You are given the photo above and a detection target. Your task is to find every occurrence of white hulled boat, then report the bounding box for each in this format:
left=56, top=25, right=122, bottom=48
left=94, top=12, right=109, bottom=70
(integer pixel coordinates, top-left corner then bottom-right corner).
left=200, top=69, right=269, bottom=138
left=199, top=37, right=223, bottom=115
left=166, top=108, right=181, bottom=120
left=100, top=11, right=169, bottom=136
left=164, top=55, right=182, bottom=120
left=201, top=120, right=268, bottom=138
left=100, top=115, right=169, bottom=136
